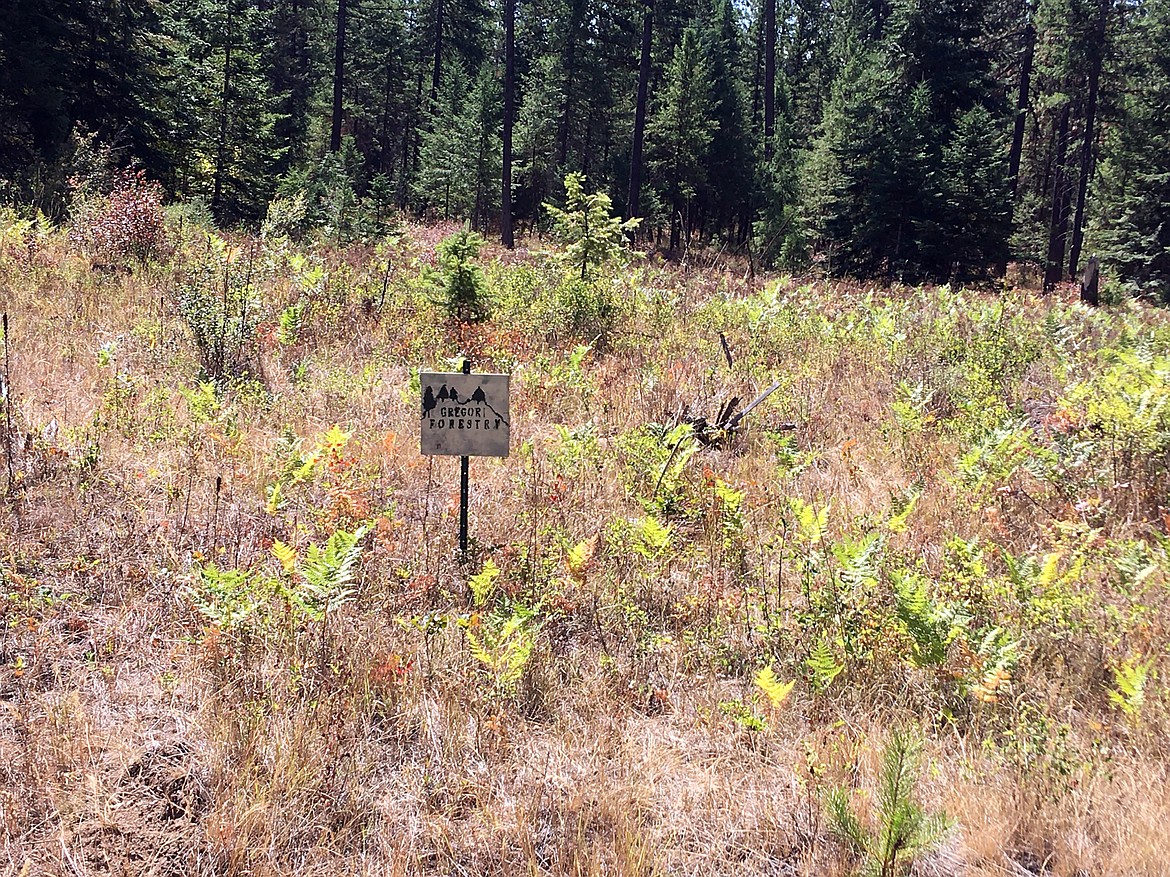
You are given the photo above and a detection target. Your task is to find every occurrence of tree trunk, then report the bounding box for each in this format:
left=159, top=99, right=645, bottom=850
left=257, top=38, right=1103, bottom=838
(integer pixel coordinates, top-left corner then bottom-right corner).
left=431, top=0, right=443, bottom=107
left=999, top=10, right=1035, bottom=277
left=763, top=0, right=775, bottom=160
left=627, top=0, right=653, bottom=222
left=1043, top=103, right=1072, bottom=292
left=1008, top=18, right=1036, bottom=199
left=1068, top=0, right=1108, bottom=280
left=557, top=14, right=579, bottom=169
left=330, top=0, right=346, bottom=152
left=213, top=1, right=233, bottom=213
left=502, top=0, right=516, bottom=247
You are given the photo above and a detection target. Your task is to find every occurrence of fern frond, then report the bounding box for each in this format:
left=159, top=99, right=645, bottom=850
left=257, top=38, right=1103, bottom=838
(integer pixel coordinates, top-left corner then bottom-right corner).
left=790, top=497, right=829, bottom=544
left=293, top=524, right=368, bottom=620
left=835, top=533, right=884, bottom=589
left=469, top=559, right=501, bottom=607
left=755, top=665, right=796, bottom=708
left=1108, top=658, right=1151, bottom=717
left=567, top=534, right=599, bottom=579
left=893, top=570, right=969, bottom=668
left=807, top=638, right=844, bottom=692
left=271, top=539, right=297, bottom=574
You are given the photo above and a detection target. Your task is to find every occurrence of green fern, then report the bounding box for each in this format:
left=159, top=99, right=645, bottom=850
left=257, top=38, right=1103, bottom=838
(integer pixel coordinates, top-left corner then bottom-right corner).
left=806, top=637, right=844, bottom=692
left=755, top=665, right=796, bottom=708
left=287, top=525, right=368, bottom=622
left=789, top=496, right=829, bottom=544
left=892, top=570, right=970, bottom=668
left=834, top=532, right=884, bottom=589
left=886, top=483, right=923, bottom=534
left=469, top=558, right=501, bottom=607
left=466, top=605, right=539, bottom=692
left=1108, top=657, right=1152, bottom=718
left=189, top=563, right=264, bottom=631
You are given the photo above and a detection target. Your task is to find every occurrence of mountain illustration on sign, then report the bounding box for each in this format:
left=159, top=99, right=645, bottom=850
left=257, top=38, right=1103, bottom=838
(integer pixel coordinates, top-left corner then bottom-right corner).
left=422, top=382, right=508, bottom=424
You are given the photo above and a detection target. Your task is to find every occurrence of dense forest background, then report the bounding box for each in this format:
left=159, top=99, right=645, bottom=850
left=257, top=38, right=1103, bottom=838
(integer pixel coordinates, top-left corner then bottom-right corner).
left=1, top=0, right=1168, bottom=292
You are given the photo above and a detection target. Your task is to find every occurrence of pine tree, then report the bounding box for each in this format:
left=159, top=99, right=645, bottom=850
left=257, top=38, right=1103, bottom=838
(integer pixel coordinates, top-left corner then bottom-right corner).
left=1090, top=0, right=1170, bottom=299
left=180, top=0, right=284, bottom=220
left=413, top=65, right=500, bottom=225
left=648, top=26, right=715, bottom=251
left=513, top=55, right=564, bottom=227
left=942, top=105, right=1012, bottom=278
left=701, top=0, right=753, bottom=240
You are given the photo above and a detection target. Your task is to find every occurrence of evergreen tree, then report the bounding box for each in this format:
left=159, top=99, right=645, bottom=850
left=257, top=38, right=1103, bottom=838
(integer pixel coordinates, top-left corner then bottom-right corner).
left=513, top=55, right=564, bottom=227
left=414, top=65, right=500, bottom=225
left=1090, top=0, right=1170, bottom=298
left=942, top=105, right=1012, bottom=277
left=648, top=26, right=714, bottom=250
left=265, top=0, right=324, bottom=178
left=701, top=0, right=753, bottom=240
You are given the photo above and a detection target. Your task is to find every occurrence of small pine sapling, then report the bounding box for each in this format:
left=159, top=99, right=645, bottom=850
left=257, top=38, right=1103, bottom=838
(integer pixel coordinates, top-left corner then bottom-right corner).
left=826, top=728, right=953, bottom=877
left=544, top=172, right=639, bottom=281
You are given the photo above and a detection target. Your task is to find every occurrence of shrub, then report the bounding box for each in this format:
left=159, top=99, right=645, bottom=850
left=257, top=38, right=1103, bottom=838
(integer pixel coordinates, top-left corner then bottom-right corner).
left=176, top=235, right=261, bottom=383
left=70, top=169, right=167, bottom=265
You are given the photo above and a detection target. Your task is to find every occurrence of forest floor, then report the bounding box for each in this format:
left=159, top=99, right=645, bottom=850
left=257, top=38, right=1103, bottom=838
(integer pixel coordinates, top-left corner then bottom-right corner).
left=2, top=216, right=1170, bottom=876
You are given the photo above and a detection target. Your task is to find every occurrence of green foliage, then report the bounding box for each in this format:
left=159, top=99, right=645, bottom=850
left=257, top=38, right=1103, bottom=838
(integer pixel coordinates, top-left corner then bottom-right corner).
left=806, top=636, right=844, bottom=693
left=189, top=563, right=266, bottom=631
left=1089, top=0, right=1170, bottom=299
left=631, top=515, right=672, bottom=558
left=892, top=570, right=970, bottom=668
left=617, top=422, right=700, bottom=515
left=465, top=603, right=540, bottom=693
left=1107, top=657, right=1151, bottom=719
left=647, top=26, right=714, bottom=251
left=755, top=665, right=795, bottom=708
left=955, top=420, right=1052, bottom=500
left=754, top=119, right=806, bottom=270
left=261, top=192, right=308, bottom=242
left=414, top=65, right=501, bottom=224
left=718, top=698, right=767, bottom=732
left=175, top=235, right=262, bottom=384
left=469, top=558, right=501, bottom=607
left=281, top=526, right=368, bottom=622
left=1060, top=350, right=1170, bottom=495
left=825, top=728, right=953, bottom=877
left=940, top=106, right=1011, bottom=278
left=277, top=299, right=309, bottom=345
left=808, top=2, right=1006, bottom=281
left=431, top=228, right=491, bottom=321
left=544, top=173, right=638, bottom=281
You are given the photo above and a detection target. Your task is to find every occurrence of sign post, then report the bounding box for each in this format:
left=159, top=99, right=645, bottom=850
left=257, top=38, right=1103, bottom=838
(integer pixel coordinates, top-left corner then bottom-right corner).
left=458, top=360, right=470, bottom=554
left=420, top=361, right=510, bottom=557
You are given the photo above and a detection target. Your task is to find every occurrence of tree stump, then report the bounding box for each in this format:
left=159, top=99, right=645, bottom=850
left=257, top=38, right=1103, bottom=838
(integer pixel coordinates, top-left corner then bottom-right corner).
left=1080, top=254, right=1100, bottom=306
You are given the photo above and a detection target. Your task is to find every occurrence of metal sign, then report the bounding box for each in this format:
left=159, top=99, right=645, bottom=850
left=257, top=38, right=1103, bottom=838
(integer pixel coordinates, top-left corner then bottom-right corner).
left=420, top=371, right=510, bottom=457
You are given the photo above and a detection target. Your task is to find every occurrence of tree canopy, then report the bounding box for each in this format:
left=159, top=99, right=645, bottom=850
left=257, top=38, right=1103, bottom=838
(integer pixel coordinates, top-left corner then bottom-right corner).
left=1, top=0, right=1167, bottom=295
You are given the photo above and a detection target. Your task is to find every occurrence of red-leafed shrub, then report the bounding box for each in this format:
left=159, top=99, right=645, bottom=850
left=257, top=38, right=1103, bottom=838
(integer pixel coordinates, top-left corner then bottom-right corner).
left=70, top=170, right=167, bottom=265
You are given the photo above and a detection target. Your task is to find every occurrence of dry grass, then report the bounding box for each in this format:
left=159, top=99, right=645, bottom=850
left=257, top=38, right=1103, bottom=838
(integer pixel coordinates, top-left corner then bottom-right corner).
left=2, top=219, right=1170, bottom=876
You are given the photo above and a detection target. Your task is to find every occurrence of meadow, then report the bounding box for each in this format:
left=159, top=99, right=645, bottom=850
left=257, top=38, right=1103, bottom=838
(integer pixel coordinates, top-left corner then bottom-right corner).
left=2, top=189, right=1170, bottom=876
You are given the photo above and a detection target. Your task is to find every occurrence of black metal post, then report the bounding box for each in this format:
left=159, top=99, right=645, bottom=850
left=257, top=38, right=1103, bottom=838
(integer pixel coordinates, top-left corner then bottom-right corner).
left=2, top=313, right=13, bottom=497
left=458, top=357, right=471, bottom=556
